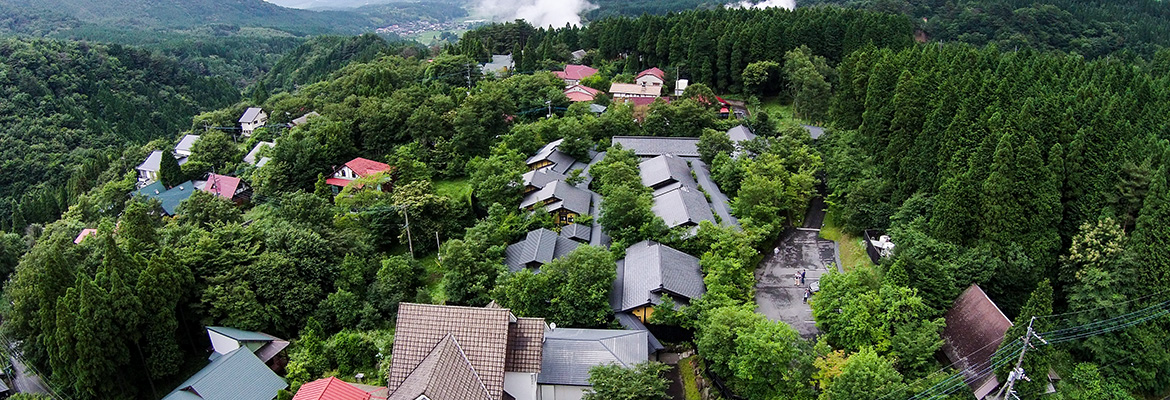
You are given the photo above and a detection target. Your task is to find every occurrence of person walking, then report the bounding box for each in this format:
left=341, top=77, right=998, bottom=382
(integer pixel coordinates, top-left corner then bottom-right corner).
left=803, top=288, right=811, bottom=303
left=800, top=269, right=806, bottom=285
left=794, top=273, right=800, bottom=286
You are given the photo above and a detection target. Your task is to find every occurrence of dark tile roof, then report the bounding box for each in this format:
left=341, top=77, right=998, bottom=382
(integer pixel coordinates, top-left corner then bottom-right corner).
left=519, top=181, right=592, bottom=216
left=522, top=169, right=567, bottom=190
left=559, top=224, right=592, bottom=243
left=614, top=312, right=665, bottom=353
left=611, top=241, right=705, bottom=312
left=503, top=229, right=581, bottom=272
left=387, top=303, right=545, bottom=400
left=639, top=154, right=694, bottom=189
left=162, top=348, right=287, bottom=400
left=538, top=328, right=648, bottom=386
left=386, top=335, right=493, bottom=400
left=651, top=185, right=715, bottom=229
left=727, top=125, right=756, bottom=143
left=941, top=284, right=1013, bottom=399
left=526, top=139, right=564, bottom=166
left=612, top=136, right=700, bottom=158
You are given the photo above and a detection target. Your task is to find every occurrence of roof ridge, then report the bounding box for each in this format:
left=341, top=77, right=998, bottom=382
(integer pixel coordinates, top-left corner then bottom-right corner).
left=444, top=335, right=494, bottom=400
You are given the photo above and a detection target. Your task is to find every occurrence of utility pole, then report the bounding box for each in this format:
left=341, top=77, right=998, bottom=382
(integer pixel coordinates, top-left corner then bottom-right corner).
left=466, top=64, right=472, bottom=96
left=403, top=209, right=414, bottom=259
left=995, top=317, right=1046, bottom=400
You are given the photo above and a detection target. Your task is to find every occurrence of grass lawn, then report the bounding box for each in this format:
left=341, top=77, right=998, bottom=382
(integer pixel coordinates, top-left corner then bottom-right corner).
left=679, top=356, right=703, bottom=400
left=755, top=96, right=796, bottom=121
left=434, top=177, right=472, bottom=201
left=417, top=253, right=447, bottom=304
left=818, top=213, right=875, bottom=273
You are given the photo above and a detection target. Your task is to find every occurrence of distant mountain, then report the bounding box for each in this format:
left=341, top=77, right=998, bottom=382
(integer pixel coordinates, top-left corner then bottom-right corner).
left=264, top=0, right=399, bottom=10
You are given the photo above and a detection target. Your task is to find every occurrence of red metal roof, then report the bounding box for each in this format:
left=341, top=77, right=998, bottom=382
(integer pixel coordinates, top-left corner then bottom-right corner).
left=203, top=174, right=241, bottom=200
left=345, top=157, right=391, bottom=178
left=637, top=67, right=665, bottom=80
left=554, top=65, right=598, bottom=81
left=74, top=228, right=97, bottom=244
left=564, top=85, right=601, bottom=102
left=293, top=377, right=371, bottom=400
left=325, top=177, right=353, bottom=187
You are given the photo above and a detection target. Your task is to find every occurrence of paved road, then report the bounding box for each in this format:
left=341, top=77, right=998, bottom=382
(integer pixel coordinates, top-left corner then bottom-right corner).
left=754, top=198, right=839, bottom=338
left=8, top=350, right=51, bottom=395
left=691, top=159, right=739, bottom=228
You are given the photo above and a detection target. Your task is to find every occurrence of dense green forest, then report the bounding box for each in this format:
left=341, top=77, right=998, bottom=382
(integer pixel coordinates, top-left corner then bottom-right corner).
left=259, top=34, right=428, bottom=94
left=803, top=0, right=1170, bottom=57
left=0, top=38, right=238, bottom=233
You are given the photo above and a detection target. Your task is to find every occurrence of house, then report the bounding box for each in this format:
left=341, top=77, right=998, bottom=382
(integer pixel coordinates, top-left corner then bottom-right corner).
left=161, top=347, right=287, bottom=400
left=239, top=107, right=268, bottom=137
left=244, top=141, right=275, bottom=167
left=589, top=104, right=607, bottom=115
left=611, top=241, right=705, bottom=322
left=385, top=303, right=545, bottom=400
left=727, top=125, right=756, bottom=143
left=137, top=150, right=165, bottom=184
left=504, top=228, right=581, bottom=272
left=175, top=134, right=201, bottom=159
left=135, top=180, right=197, bottom=216
left=74, top=228, right=97, bottom=244
left=554, top=65, right=598, bottom=87
left=203, top=174, right=251, bottom=204
left=482, top=54, right=513, bottom=77
left=652, top=185, right=715, bottom=229
left=290, top=112, right=320, bottom=127
left=614, top=313, right=666, bottom=356
left=522, top=169, right=568, bottom=194
left=558, top=223, right=591, bottom=243
left=326, top=157, right=393, bottom=190
left=674, top=79, right=688, bottom=96
left=609, top=82, right=662, bottom=99
left=525, top=139, right=580, bottom=173
left=570, top=49, right=587, bottom=61
left=612, top=136, right=701, bottom=159
left=206, top=326, right=289, bottom=365
left=639, top=154, right=694, bottom=190
left=292, top=377, right=377, bottom=400
left=635, top=67, right=666, bottom=87
left=538, top=327, right=649, bottom=400
left=563, top=84, right=601, bottom=102
left=520, top=180, right=592, bottom=225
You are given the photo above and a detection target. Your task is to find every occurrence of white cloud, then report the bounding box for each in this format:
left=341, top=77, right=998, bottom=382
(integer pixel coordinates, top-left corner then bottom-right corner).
left=473, top=0, right=598, bottom=28
left=727, top=0, right=796, bottom=10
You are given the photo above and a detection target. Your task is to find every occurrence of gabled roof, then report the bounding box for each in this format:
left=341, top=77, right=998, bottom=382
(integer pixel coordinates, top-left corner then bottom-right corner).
left=239, top=107, right=265, bottom=123
left=74, top=228, right=97, bottom=244
left=521, top=169, right=567, bottom=190
left=559, top=223, right=592, bottom=243
left=519, top=181, right=592, bottom=215
left=639, top=154, right=694, bottom=189
left=614, top=312, right=666, bottom=353
left=138, top=150, right=165, bottom=172
left=727, top=125, right=756, bottom=143
left=609, top=83, right=662, bottom=97
left=388, top=303, right=545, bottom=400
left=203, top=174, right=242, bottom=200
left=538, top=328, right=649, bottom=386
left=387, top=335, right=493, bottom=400
left=291, top=112, right=320, bottom=127
left=208, top=326, right=274, bottom=342
left=612, top=241, right=705, bottom=312
left=526, top=139, right=579, bottom=172
left=176, top=134, right=201, bottom=154
left=554, top=65, right=598, bottom=81
left=612, top=136, right=700, bottom=158
left=571, top=49, right=587, bottom=60
left=162, top=348, right=287, bottom=400
left=344, top=157, right=392, bottom=178
left=564, top=85, right=600, bottom=102
left=651, top=186, right=715, bottom=229
left=526, top=139, right=564, bottom=165
left=637, top=67, right=665, bottom=80
left=503, top=229, right=581, bottom=272
left=244, top=142, right=275, bottom=165
left=292, top=377, right=370, bottom=400
left=135, top=180, right=197, bottom=216
left=941, top=285, right=1013, bottom=400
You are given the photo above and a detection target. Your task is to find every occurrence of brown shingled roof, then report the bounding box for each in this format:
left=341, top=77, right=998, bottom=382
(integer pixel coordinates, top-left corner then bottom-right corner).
left=941, top=284, right=1014, bottom=399
left=386, top=335, right=493, bottom=400
left=386, top=303, right=545, bottom=400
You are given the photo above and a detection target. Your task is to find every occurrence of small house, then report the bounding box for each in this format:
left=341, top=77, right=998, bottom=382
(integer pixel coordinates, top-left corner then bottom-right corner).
left=290, top=112, right=319, bottom=127
left=519, top=181, right=592, bottom=225
left=558, top=223, right=591, bottom=243
left=611, top=136, right=700, bottom=159
left=203, top=173, right=251, bottom=204
left=525, top=139, right=580, bottom=173
left=503, top=228, right=581, bottom=272
left=563, top=84, right=601, bottom=102
left=326, top=157, right=393, bottom=191
left=570, top=49, right=587, bottom=61
left=135, top=180, right=197, bottom=216
left=635, top=67, right=666, bottom=87
left=481, top=54, right=513, bottom=77
left=74, top=228, right=97, bottom=244
left=554, top=65, right=598, bottom=87
left=611, top=241, right=705, bottom=322
left=206, top=326, right=289, bottom=366
left=538, top=327, right=649, bottom=400
left=239, top=107, right=268, bottom=137
left=609, top=82, right=662, bottom=99
left=674, top=79, right=688, bottom=96
left=175, top=134, right=201, bottom=158
left=522, top=169, right=568, bottom=194
left=137, top=150, right=165, bottom=184
left=243, top=141, right=275, bottom=167
left=161, top=347, right=287, bottom=400
left=292, top=377, right=380, bottom=400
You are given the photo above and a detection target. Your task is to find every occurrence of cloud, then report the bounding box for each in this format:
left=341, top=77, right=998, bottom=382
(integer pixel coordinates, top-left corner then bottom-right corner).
left=473, top=0, right=598, bottom=28
left=727, top=0, right=796, bottom=10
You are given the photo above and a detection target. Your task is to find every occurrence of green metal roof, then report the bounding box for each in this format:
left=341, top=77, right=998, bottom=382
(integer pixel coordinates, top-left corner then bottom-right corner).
left=207, top=326, right=276, bottom=342
left=162, top=347, right=286, bottom=400
left=134, top=180, right=196, bottom=215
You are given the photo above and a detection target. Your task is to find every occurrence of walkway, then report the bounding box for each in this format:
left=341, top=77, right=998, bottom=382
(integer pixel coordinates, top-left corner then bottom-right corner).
left=691, top=159, right=739, bottom=228
left=753, top=196, right=840, bottom=338
left=7, top=343, right=51, bottom=395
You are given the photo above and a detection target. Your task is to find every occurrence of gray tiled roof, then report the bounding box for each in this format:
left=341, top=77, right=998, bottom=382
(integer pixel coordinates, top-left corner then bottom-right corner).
left=651, top=185, right=715, bottom=229
left=138, top=150, right=164, bottom=172
left=525, top=139, right=579, bottom=174
left=239, top=107, right=264, bottom=123
left=802, top=125, right=826, bottom=140
left=639, top=154, right=694, bottom=189
left=559, top=224, right=592, bottom=243
left=611, top=241, right=705, bottom=312
left=481, top=54, right=513, bottom=76
left=519, top=181, right=592, bottom=215
left=503, top=229, right=581, bottom=272
left=244, top=142, right=275, bottom=165
left=522, top=169, right=567, bottom=190
left=175, top=134, right=201, bottom=155
left=538, top=328, right=648, bottom=386
left=162, top=348, right=286, bottom=400
left=291, top=111, right=319, bottom=126
left=612, top=136, right=700, bottom=158
left=527, top=139, right=564, bottom=165
left=386, top=335, right=494, bottom=400
left=727, top=125, right=756, bottom=142
left=614, top=312, right=665, bottom=353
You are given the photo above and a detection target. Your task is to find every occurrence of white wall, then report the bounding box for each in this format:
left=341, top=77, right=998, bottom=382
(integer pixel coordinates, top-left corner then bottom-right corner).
left=538, top=384, right=587, bottom=400
left=504, top=372, right=538, bottom=400
left=636, top=75, right=664, bottom=87
left=208, top=330, right=241, bottom=355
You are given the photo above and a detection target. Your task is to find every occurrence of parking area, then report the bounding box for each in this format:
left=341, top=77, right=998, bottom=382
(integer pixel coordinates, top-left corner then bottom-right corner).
left=754, top=227, right=840, bottom=338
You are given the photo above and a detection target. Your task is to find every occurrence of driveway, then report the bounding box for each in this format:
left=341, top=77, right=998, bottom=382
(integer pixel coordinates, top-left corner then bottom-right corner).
left=754, top=201, right=840, bottom=338
left=7, top=347, right=51, bottom=395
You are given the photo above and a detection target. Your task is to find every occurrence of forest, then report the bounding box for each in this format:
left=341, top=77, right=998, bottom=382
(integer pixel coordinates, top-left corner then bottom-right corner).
left=0, top=2, right=1169, bottom=400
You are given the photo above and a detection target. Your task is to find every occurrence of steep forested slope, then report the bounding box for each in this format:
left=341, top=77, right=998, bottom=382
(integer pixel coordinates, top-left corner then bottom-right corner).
left=259, top=34, right=426, bottom=94
left=0, top=38, right=238, bottom=231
